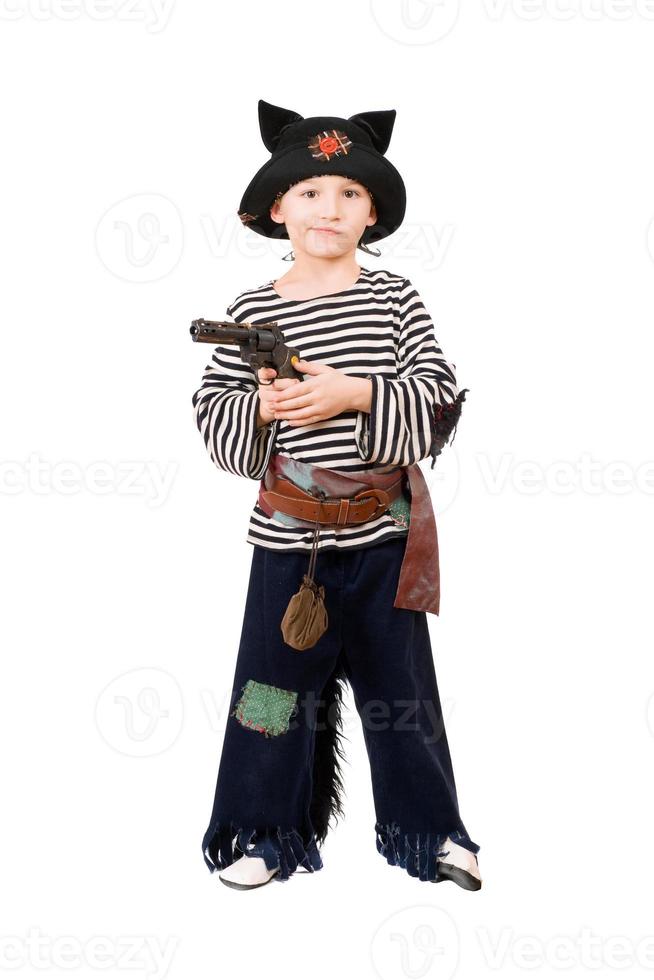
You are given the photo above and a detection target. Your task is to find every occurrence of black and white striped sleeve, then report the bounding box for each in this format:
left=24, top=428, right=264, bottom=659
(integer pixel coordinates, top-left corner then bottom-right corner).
left=354, top=278, right=459, bottom=467
left=191, top=310, right=277, bottom=480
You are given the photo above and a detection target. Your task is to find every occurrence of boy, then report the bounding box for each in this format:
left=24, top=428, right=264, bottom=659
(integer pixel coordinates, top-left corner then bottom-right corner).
left=193, top=99, right=481, bottom=891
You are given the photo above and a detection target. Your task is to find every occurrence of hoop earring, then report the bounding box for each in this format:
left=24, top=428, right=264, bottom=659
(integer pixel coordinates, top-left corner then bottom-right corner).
left=282, top=250, right=295, bottom=261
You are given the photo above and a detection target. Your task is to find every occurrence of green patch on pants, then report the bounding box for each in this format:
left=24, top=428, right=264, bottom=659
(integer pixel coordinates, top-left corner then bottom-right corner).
left=232, top=679, right=298, bottom=737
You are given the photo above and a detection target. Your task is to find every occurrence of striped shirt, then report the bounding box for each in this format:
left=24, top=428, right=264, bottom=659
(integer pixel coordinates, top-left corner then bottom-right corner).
left=191, top=266, right=459, bottom=553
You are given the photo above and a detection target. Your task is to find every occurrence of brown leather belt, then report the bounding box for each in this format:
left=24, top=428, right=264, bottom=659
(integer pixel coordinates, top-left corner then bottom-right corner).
left=257, top=453, right=441, bottom=617
left=261, top=474, right=405, bottom=527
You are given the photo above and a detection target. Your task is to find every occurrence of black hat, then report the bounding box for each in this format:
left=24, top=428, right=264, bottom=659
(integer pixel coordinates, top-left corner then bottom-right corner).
left=237, top=99, right=406, bottom=248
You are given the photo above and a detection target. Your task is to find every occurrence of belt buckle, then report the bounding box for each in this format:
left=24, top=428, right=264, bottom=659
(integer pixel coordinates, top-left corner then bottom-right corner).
left=353, top=487, right=388, bottom=521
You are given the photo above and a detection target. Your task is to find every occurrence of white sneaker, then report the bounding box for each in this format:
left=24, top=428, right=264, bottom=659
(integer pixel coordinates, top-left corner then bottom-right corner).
left=435, top=837, right=482, bottom=890
left=218, top=854, right=280, bottom=890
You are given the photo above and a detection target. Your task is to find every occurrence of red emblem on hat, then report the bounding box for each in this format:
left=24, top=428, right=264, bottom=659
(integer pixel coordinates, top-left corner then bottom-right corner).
left=308, top=129, right=352, bottom=161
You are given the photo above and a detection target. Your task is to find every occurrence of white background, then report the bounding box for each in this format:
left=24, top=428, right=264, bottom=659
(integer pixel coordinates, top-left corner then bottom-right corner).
left=2, top=1, right=654, bottom=978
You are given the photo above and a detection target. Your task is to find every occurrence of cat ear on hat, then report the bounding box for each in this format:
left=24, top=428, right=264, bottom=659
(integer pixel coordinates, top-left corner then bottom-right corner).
left=258, top=99, right=304, bottom=153
left=347, top=109, right=397, bottom=155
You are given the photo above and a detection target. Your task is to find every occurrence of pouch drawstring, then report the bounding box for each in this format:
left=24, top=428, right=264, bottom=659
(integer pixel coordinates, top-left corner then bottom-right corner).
left=306, top=487, right=327, bottom=582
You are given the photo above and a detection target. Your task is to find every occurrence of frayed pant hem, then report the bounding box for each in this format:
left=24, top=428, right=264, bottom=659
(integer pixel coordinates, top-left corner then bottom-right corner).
left=202, top=821, right=323, bottom=882
left=375, top=819, right=480, bottom=882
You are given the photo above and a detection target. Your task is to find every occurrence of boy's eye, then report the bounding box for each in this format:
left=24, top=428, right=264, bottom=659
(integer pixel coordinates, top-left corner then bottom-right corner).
left=300, top=189, right=361, bottom=199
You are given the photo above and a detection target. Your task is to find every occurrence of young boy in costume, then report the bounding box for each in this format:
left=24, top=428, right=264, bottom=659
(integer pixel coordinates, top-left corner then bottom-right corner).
left=193, top=99, right=482, bottom=891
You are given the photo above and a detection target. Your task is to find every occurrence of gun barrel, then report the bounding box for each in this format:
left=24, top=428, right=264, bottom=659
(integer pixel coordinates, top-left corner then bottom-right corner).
left=190, top=319, right=280, bottom=352
left=190, top=320, right=251, bottom=345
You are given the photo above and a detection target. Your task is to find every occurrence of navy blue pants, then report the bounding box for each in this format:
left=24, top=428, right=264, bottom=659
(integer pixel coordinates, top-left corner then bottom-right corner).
left=202, top=534, right=480, bottom=882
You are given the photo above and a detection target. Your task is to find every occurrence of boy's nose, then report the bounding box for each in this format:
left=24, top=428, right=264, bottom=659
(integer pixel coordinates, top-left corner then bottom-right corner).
left=318, top=196, right=342, bottom=217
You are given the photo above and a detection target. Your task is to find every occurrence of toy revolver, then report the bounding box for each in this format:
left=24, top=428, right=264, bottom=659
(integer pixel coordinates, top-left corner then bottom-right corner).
left=189, top=318, right=304, bottom=383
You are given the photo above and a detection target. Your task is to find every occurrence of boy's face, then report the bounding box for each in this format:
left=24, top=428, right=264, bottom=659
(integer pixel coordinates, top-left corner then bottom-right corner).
left=269, top=174, right=377, bottom=260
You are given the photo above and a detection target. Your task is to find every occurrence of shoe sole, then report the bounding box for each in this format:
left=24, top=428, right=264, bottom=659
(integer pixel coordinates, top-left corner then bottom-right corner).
left=219, top=868, right=280, bottom=890
left=435, top=861, right=482, bottom=891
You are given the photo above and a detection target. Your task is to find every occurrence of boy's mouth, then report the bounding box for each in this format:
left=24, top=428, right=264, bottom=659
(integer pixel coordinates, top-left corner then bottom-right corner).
left=312, top=227, right=341, bottom=235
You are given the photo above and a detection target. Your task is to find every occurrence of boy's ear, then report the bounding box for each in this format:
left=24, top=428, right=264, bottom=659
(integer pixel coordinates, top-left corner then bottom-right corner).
left=258, top=99, right=304, bottom=153
left=347, top=109, right=397, bottom=154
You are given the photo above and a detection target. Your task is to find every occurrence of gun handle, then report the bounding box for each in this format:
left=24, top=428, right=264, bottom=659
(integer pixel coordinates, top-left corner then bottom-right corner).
left=268, top=348, right=304, bottom=381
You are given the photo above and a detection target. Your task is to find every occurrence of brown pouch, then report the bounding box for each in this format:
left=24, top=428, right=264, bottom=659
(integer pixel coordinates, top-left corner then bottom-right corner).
left=280, top=524, right=328, bottom=651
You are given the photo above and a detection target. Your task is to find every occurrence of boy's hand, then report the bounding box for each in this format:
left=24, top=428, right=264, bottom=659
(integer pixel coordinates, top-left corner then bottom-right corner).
left=256, top=365, right=300, bottom=424
left=268, top=359, right=369, bottom=427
